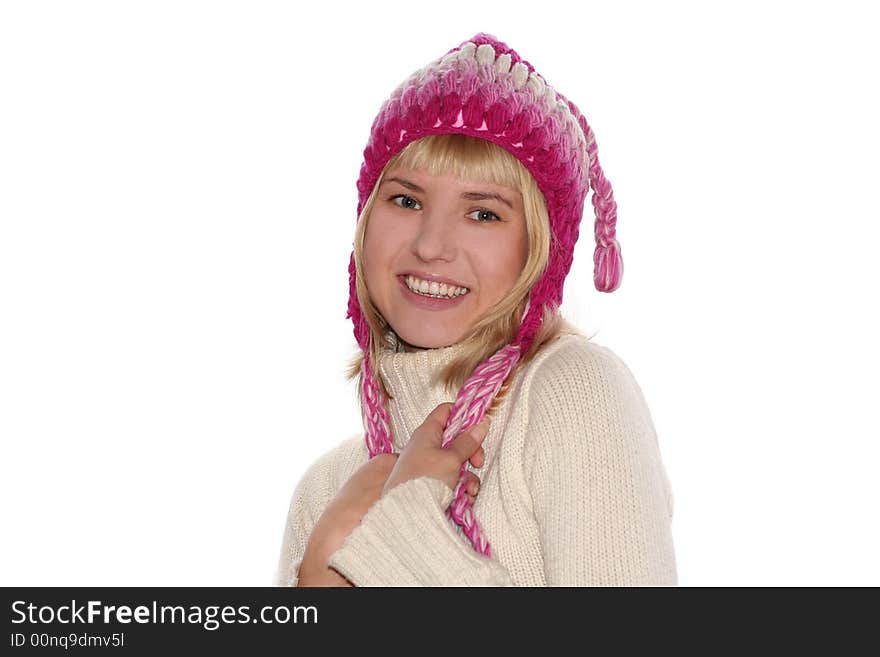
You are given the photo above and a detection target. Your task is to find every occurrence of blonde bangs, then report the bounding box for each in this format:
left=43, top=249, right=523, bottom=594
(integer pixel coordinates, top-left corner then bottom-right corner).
left=388, top=133, right=524, bottom=191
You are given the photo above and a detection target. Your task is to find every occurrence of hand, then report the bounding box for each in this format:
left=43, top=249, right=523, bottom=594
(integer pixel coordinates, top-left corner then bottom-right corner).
left=381, top=402, right=490, bottom=501
left=298, top=452, right=399, bottom=587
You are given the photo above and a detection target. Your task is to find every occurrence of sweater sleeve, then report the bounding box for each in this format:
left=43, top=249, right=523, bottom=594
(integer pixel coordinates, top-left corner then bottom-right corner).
left=273, top=434, right=364, bottom=587
left=326, top=475, right=515, bottom=586
left=522, top=340, right=678, bottom=586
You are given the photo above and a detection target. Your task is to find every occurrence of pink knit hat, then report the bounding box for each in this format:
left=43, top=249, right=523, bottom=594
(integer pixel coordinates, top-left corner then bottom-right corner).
left=346, top=32, right=622, bottom=557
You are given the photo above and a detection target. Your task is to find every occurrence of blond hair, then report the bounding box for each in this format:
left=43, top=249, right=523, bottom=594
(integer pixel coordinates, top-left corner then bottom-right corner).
left=345, top=133, right=588, bottom=419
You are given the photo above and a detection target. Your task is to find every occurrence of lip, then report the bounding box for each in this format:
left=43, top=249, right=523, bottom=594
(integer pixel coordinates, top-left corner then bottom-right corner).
left=398, top=275, right=469, bottom=311
left=399, top=270, right=469, bottom=290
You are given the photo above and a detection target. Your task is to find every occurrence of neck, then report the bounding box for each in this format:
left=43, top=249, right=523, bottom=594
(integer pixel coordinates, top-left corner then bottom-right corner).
left=388, top=330, right=462, bottom=354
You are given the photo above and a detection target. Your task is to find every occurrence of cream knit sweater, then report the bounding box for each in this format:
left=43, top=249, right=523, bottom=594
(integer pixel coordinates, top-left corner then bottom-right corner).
left=274, top=332, right=677, bottom=586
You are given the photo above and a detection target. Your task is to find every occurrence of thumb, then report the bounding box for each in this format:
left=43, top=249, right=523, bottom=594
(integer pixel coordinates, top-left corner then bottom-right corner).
left=450, top=420, right=489, bottom=463
left=425, top=402, right=454, bottom=441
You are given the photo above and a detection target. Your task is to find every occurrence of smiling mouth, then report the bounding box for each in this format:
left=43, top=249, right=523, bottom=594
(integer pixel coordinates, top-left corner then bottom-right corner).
left=397, top=275, right=470, bottom=309
left=399, top=274, right=470, bottom=299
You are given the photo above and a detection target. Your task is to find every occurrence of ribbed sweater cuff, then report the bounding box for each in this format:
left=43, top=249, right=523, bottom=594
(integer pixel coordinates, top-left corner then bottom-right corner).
left=327, top=476, right=514, bottom=586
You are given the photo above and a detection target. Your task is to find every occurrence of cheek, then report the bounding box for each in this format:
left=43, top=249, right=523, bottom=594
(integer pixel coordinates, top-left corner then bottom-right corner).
left=363, top=212, right=405, bottom=279
left=474, top=231, right=526, bottom=291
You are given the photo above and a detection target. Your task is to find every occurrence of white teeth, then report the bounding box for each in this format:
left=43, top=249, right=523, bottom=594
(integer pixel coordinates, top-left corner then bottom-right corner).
left=405, top=275, right=469, bottom=298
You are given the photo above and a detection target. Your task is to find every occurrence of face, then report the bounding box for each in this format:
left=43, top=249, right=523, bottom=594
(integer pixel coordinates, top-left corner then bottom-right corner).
left=363, top=167, right=528, bottom=352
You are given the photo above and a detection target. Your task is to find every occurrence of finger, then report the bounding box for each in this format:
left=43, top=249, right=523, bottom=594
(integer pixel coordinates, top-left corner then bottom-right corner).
left=464, top=471, right=481, bottom=496
left=450, top=421, right=489, bottom=463
left=425, top=403, right=455, bottom=436
left=469, top=446, right=485, bottom=469
left=433, top=402, right=455, bottom=419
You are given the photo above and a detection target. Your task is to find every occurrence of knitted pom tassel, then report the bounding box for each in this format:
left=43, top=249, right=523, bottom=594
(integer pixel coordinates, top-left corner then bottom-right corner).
left=440, top=343, right=523, bottom=556
left=581, top=108, right=623, bottom=293
left=594, top=240, right=623, bottom=293
left=361, top=351, right=394, bottom=457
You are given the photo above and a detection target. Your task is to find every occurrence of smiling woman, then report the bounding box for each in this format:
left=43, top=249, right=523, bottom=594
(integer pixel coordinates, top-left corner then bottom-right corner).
left=275, top=32, right=677, bottom=588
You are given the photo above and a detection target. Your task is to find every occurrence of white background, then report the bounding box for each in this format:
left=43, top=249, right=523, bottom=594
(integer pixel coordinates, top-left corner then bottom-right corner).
left=1, top=1, right=878, bottom=586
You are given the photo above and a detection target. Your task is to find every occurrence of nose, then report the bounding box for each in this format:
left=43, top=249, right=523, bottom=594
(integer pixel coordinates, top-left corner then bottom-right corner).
left=410, top=207, right=456, bottom=262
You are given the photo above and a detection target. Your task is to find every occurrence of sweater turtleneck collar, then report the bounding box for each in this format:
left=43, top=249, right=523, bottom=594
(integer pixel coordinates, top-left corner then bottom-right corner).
left=375, top=339, right=470, bottom=452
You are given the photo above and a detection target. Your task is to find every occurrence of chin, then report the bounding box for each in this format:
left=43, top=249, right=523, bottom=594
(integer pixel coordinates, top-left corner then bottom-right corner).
left=399, top=336, right=442, bottom=350
left=396, top=326, right=461, bottom=350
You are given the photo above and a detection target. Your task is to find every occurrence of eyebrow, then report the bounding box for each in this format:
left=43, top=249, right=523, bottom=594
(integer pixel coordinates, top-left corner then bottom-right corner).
left=382, top=176, right=515, bottom=210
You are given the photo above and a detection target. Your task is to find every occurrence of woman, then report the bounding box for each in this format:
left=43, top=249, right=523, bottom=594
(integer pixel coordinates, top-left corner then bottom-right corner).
left=274, top=32, right=677, bottom=586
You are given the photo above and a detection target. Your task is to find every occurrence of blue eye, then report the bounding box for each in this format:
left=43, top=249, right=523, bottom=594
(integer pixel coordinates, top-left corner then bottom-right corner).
left=390, top=194, right=421, bottom=210
left=467, top=209, right=501, bottom=223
